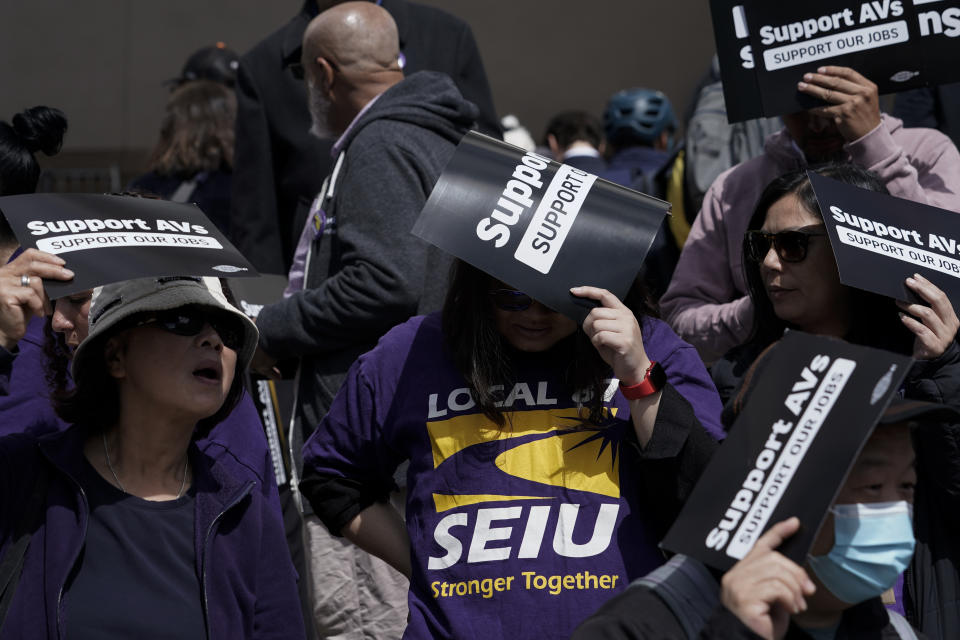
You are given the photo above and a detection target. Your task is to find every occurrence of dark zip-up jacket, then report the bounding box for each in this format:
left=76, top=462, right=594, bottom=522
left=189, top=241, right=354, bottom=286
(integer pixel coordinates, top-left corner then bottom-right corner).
left=0, top=424, right=304, bottom=639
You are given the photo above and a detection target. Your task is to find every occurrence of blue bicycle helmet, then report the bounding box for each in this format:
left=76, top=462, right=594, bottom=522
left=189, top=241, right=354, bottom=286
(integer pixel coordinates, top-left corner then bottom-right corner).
left=603, top=88, right=676, bottom=148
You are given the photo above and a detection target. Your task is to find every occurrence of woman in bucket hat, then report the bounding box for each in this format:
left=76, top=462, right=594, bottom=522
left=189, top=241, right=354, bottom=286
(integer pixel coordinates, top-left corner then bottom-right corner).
left=0, top=276, right=304, bottom=638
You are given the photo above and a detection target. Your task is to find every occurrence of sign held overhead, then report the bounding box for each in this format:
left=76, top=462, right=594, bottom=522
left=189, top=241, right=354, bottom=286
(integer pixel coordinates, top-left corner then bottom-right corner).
left=711, top=0, right=960, bottom=121
left=413, top=132, right=669, bottom=321
left=0, top=193, right=258, bottom=297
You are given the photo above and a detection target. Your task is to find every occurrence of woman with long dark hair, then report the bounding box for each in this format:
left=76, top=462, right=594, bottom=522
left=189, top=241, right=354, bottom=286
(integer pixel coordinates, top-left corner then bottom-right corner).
left=713, top=163, right=960, bottom=414
left=298, top=260, right=723, bottom=639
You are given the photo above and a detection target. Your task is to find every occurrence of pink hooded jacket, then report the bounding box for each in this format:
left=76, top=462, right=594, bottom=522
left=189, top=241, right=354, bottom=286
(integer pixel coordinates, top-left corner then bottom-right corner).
left=660, top=115, right=960, bottom=362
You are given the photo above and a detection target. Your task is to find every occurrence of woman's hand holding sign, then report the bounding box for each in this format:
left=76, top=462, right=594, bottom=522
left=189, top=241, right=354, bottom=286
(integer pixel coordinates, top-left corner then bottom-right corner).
left=573, top=285, right=661, bottom=447
left=0, top=249, right=73, bottom=350
left=797, top=66, right=881, bottom=142
left=897, top=273, right=960, bottom=360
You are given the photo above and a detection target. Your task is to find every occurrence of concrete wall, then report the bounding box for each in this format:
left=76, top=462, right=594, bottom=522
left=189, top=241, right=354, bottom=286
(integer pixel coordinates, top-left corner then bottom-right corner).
left=0, top=1, right=717, bottom=170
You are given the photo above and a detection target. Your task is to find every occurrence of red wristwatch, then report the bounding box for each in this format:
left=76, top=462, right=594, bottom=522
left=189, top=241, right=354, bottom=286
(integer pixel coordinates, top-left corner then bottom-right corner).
left=619, top=361, right=666, bottom=400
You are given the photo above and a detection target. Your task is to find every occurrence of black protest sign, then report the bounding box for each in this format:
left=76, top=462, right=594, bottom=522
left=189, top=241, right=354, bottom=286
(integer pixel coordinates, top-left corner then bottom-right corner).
left=661, top=332, right=910, bottom=571
left=0, top=193, right=257, bottom=297
left=412, top=132, right=669, bottom=321
left=810, top=172, right=960, bottom=313
left=229, top=274, right=294, bottom=487
left=711, top=0, right=960, bottom=122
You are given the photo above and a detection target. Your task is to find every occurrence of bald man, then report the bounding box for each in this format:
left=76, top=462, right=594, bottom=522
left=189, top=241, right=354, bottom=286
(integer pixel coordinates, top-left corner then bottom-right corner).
left=252, top=4, right=478, bottom=637
left=230, top=0, right=499, bottom=275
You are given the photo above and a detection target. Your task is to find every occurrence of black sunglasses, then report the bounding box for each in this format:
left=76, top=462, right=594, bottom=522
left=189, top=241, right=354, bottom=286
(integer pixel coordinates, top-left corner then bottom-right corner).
left=745, top=228, right=828, bottom=264
left=488, top=289, right=534, bottom=312
left=131, top=306, right=245, bottom=351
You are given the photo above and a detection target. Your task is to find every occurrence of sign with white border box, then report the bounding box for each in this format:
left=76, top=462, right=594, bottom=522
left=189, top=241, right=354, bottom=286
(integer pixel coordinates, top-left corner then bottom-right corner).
left=412, top=132, right=669, bottom=322
left=661, top=332, right=910, bottom=571
left=711, top=0, right=960, bottom=122
left=810, top=171, right=960, bottom=313
left=0, top=193, right=258, bottom=297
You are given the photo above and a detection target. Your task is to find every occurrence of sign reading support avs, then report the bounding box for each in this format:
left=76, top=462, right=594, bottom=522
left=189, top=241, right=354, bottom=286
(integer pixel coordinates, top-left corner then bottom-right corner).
left=412, top=132, right=669, bottom=321
left=810, top=172, right=960, bottom=313
left=661, top=332, right=910, bottom=571
left=0, top=193, right=257, bottom=297
left=711, top=0, right=960, bottom=122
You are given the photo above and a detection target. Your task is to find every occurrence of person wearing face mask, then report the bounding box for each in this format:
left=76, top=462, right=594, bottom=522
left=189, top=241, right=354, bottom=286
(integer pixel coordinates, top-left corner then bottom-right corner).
left=0, top=276, right=304, bottom=637
left=660, top=66, right=960, bottom=364
left=297, top=259, right=724, bottom=639
left=711, top=164, right=960, bottom=419
left=572, top=395, right=951, bottom=640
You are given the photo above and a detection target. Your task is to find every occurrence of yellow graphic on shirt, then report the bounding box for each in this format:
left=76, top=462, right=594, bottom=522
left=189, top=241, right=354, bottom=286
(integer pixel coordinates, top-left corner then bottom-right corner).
left=427, top=407, right=621, bottom=511
left=432, top=493, right=553, bottom=512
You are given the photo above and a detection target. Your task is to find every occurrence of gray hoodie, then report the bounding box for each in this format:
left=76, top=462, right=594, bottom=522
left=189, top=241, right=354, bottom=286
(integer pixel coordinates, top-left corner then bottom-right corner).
left=257, top=70, right=478, bottom=447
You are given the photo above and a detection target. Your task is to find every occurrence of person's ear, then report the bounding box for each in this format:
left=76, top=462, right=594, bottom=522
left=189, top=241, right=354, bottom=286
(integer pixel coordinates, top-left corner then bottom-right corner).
left=546, top=134, right=561, bottom=158
left=316, top=57, right=336, bottom=94
left=103, top=335, right=128, bottom=380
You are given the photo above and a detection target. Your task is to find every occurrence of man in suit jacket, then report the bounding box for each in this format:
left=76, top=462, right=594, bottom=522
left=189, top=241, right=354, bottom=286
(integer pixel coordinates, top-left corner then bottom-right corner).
left=230, top=0, right=500, bottom=275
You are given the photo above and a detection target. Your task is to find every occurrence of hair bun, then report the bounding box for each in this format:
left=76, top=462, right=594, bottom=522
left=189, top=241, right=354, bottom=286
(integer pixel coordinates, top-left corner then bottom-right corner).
left=11, top=106, right=68, bottom=156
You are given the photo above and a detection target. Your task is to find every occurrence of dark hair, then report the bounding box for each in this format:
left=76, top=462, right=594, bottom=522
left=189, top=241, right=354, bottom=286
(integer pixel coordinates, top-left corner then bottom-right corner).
left=742, top=163, right=912, bottom=354
left=50, top=307, right=246, bottom=437
left=0, top=106, right=68, bottom=196
left=543, top=110, right=604, bottom=151
left=148, top=80, right=236, bottom=176
left=441, top=260, right=657, bottom=427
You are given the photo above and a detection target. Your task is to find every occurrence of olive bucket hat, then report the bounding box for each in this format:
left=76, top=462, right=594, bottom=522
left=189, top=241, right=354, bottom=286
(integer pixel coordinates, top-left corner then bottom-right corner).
left=71, top=276, right=258, bottom=380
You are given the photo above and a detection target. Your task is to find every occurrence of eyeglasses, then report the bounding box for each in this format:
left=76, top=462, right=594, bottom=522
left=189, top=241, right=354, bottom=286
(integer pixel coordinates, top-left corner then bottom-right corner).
left=131, top=306, right=245, bottom=351
left=488, top=289, right=534, bottom=312
left=745, top=228, right=828, bottom=263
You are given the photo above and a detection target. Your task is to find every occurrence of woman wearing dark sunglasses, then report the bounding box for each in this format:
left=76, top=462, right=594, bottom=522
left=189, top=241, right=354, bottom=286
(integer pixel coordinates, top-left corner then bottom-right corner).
left=297, top=259, right=723, bottom=639
left=0, top=276, right=304, bottom=638
left=712, top=163, right=960, bottom=415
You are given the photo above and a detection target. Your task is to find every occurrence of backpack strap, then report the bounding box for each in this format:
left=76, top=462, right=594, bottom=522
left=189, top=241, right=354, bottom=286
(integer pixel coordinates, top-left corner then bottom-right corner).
left=887, top=610, right=919, bottom=640
left=0, top=463, right=49, bottom=629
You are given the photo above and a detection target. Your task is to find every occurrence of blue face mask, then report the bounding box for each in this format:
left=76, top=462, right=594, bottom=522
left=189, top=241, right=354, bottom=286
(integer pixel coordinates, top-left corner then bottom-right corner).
left=807, top=501, right=915, bottom=604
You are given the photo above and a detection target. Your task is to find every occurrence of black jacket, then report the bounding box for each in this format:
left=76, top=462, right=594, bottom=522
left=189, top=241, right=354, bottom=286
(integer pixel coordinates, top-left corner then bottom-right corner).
left=230, top=0, right=500, bottom=274
left=905, top=413, right=960, bottom=638
left=893, top=83, right=960, bottom=153
left=574, top=563, right=923, bottom=639
left=255, top=71, right=476, bottom=456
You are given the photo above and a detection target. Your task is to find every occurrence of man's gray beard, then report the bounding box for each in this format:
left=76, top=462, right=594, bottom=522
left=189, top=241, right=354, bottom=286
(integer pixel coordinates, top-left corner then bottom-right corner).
left=308, top=83, right=334, bottom=139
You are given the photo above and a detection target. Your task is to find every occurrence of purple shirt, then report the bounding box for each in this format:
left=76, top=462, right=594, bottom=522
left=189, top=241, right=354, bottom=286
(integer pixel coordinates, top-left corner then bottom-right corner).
left=304, top=312, right=723, bottom=639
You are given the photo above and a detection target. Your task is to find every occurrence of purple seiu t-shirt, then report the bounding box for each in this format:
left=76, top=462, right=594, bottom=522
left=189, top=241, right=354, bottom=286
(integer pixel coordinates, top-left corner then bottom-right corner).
left=303, top=313, right=723, bottom=639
